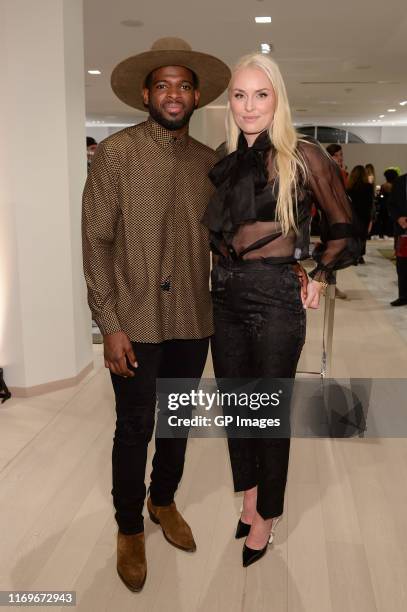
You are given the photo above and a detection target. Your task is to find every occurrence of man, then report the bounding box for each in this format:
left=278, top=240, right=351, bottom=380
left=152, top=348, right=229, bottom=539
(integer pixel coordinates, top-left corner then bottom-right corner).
left=82, top=37, right=230, bottom=592
left=326, top=143, right=349, bottom=187
left=86, top=136, right=98, bottom=171
left=388, top=173, right=407, bottom=306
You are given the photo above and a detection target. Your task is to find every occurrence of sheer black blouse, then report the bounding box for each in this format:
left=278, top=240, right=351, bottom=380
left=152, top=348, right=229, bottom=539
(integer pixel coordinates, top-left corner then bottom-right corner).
left=202, top=131, right=360, bottom=282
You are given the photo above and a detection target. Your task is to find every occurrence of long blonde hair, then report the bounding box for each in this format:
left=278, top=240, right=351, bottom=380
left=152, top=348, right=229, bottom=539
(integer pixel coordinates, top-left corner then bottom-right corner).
left=226, top=53, right=307, bottom=235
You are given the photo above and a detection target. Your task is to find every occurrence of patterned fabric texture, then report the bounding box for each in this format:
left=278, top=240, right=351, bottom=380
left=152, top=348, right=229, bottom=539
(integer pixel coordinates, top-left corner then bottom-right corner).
left=82, top=118, right=217, bottom=342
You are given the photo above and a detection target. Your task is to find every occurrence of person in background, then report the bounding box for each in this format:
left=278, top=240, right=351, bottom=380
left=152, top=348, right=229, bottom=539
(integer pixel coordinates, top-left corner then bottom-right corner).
left=365, top=164, right=378, bottom=240
left=388, top=172, right=407, bottom=306
left=325, top=143, right=349, bottom=298
left=86, top=136, right=98, bottom=171
left=326, top=144, right=349, bottom=187
left=377, top=168, right=399, bottom=238
left=365, top=163, right=376, bottom=186
left=347, top=165, right=375, bottom=263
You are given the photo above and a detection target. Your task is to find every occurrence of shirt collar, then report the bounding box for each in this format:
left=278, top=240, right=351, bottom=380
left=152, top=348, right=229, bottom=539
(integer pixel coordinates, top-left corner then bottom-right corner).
left=145, top=117, right=189, bottom=151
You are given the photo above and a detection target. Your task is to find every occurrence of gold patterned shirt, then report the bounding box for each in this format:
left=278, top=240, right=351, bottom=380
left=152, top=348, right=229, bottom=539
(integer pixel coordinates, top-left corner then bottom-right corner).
left=82, top=118, right=216, bottom=342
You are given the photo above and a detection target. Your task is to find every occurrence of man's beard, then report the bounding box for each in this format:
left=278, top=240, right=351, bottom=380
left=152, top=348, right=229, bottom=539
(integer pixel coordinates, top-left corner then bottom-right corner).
left=148, top=101, right=195, bottom=131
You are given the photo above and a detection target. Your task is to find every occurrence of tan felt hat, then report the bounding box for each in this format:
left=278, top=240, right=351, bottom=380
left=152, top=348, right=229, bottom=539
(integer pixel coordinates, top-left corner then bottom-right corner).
left=111, top=37, right=231, bottom=111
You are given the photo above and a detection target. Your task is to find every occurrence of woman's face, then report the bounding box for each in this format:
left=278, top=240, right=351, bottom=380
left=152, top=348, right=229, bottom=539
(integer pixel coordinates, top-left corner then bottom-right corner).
left=229, top=66, right=276, bottom=144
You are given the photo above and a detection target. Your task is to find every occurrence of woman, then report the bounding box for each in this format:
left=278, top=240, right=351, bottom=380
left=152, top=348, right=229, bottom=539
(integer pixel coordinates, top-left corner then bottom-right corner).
left=202, top=53, right=359, bottom=567
left=365, top=163, right=376, bottom=187
left=347, top=165, right=375, bottom=263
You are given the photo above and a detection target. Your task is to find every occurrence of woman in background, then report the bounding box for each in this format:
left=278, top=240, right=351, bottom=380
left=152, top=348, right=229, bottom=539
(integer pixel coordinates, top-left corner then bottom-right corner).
left=203, top=53, right=359, bottom=568
left=365, top=163, right=376, bottom=187
left=347, top=165, right=375, bottom=263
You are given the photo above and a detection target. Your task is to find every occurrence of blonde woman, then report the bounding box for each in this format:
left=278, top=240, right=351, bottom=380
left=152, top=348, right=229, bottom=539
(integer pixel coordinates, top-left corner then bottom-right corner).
left=202, top=53, right=359, bottom=567
left=365, top=163, right=376, bottom=186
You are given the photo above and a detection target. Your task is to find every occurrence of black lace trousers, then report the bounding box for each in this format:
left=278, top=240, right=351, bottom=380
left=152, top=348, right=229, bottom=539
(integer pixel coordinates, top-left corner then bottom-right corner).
left=211, top=258, right=306, bottom=519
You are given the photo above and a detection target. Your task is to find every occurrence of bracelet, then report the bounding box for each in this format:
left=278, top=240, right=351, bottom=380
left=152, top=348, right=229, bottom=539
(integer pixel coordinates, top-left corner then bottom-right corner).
left=313, top=279, right=329, bottom=295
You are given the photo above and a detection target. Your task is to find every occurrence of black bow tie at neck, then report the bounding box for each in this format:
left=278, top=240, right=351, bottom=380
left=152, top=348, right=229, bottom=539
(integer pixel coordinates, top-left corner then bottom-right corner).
left=209, top=130, right=272, bottom=187
left=206, top=130, right=273, bottom=232
left=237, top=129, right=272, bottom=153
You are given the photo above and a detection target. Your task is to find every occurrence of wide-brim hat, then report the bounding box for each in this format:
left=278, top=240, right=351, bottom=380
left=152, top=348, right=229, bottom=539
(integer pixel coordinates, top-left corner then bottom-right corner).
left=111, top=37, right=231, bottom=111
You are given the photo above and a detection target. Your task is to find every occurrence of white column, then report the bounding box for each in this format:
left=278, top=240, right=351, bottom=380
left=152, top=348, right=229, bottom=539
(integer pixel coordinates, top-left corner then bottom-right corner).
left=0, top=0, right=93, bottom=394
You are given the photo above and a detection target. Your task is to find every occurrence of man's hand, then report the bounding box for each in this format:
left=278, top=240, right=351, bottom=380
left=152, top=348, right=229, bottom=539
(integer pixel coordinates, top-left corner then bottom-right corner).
left=293, top=262, right=309, bottom=305
left=103, top=331, right=138, bottom=377
left=397, top=216, right=407, bottom=230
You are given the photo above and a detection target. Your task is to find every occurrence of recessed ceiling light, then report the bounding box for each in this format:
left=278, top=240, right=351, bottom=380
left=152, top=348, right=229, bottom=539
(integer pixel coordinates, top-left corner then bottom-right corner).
left=387, top=108, right=396, bottom=112
left=400, top=100, right=407, bottom=106
left=88, top=70, right=101, bottom=75
left=261, top=43, right=271, bottom=54
left=255, top=16, right=272, bottom=23
left=379, top=115, right=385, bottom=118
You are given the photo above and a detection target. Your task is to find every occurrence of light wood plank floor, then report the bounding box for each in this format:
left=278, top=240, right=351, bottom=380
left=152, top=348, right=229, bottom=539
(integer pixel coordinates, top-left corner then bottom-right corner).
left=1, top=243, right=407, bottom=611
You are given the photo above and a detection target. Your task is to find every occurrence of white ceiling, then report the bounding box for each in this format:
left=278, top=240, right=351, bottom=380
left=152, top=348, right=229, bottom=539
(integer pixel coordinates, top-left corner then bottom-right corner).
left=83, top=0, right=407, bottom=127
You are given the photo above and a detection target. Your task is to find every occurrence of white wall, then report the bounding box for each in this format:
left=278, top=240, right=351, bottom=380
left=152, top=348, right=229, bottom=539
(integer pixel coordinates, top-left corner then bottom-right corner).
left=345, top=126, right=381, bottom=143
left=86, top=126, right=110, bottom=141
left=63, top=0, right=94, bottom=376
left=204, top=107, right=227, bottom=149
left=381, top=127, right=407, bottom=144
left=341, top=144, right=407, bottom=178
left=1, top=0, right=93, bottom=391
left=321, top=124, right=407, bottom=144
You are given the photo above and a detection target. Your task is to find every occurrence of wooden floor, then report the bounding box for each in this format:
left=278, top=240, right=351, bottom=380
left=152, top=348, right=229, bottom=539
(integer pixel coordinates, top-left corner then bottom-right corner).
left=1, top=242, right=407, bottom=611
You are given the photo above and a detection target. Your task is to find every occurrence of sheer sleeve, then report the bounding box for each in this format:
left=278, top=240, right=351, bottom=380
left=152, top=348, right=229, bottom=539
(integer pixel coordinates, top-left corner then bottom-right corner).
left=299, top=140, right=360, bottom=282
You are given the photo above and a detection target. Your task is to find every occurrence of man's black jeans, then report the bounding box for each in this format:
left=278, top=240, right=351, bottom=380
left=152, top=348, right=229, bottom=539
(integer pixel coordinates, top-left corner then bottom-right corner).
left=110, top=337, right=209, bottom=534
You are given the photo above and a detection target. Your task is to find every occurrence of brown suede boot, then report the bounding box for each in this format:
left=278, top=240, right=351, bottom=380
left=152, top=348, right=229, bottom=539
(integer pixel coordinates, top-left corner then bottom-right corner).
left=117, top=531, right=147, bottom=592
left=147, top=497, right=196, bottom=552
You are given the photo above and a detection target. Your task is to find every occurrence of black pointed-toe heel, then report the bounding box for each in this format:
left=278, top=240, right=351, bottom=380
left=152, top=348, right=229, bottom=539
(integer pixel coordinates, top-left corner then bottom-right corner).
left=235, top=519, right=251, bottom=539
left=242, top=542, right=268, bottom=567
left=242, top=516, right=282, bottom=567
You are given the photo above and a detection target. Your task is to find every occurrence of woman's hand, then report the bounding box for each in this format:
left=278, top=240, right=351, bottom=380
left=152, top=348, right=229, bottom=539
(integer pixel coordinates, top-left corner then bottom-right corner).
left=293, top=262, right=309, bottom=304
left=303, top=280, right=326, bottom=309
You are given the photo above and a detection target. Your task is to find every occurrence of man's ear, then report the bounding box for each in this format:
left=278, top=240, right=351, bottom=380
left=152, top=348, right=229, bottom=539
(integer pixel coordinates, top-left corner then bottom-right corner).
left=142, top=87, right=149, bottom=108
left=194, top=90, right=200, bottom=108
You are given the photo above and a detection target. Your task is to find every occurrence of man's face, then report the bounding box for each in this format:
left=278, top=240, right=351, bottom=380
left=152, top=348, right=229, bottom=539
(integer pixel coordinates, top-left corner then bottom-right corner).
left=332, top=149, right=344, bottom=167
left=143, top=66, right=200, bottom=131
